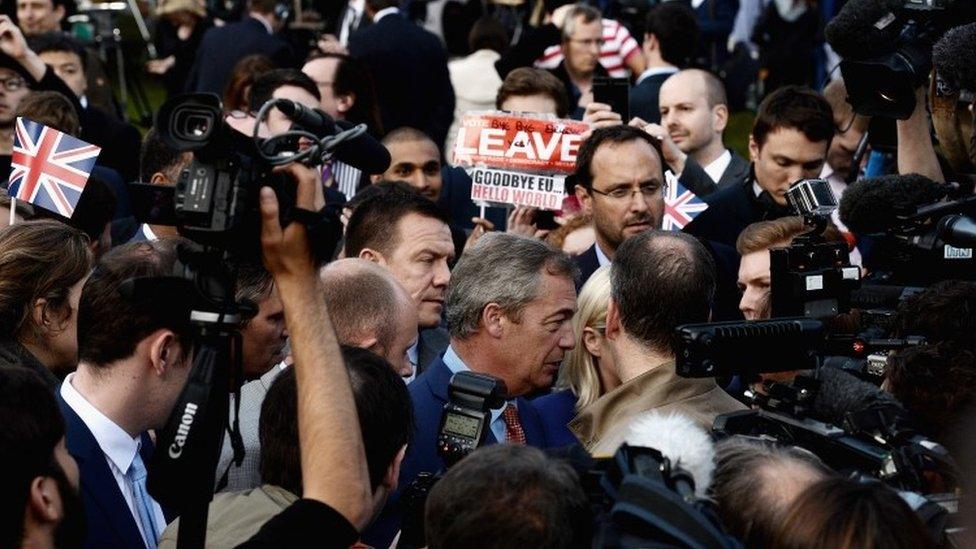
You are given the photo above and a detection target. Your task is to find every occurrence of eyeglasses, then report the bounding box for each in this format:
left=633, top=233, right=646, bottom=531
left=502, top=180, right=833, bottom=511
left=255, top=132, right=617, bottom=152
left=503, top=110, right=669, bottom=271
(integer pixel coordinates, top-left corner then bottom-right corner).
left=570, top=38, right=605, bottom=48
left=0, top=77, right=26, bottom=92
left=589, top=184, right=663, bottom=201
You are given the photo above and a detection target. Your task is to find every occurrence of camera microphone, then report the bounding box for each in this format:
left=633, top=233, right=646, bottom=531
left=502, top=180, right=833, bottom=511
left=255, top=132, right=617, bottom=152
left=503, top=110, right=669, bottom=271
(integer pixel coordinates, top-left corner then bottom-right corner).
left=933, top=23, right=976, bottom=92
left=838, top=174, right=948, bottom=235
left=824, top=0, right=904, bottom=60
left=274, top=99, right=392, bottom=175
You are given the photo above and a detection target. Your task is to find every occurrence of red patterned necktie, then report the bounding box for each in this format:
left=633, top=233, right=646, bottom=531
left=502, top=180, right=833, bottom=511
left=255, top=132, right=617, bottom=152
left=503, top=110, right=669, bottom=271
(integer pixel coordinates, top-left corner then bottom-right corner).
left=501, top=403, right=526, bottom=444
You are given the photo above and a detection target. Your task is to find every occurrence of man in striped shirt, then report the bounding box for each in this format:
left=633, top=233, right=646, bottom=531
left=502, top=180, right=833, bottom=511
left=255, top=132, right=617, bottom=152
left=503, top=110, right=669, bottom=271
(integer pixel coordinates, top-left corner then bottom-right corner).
left=534, top=16, right=645, bottom=81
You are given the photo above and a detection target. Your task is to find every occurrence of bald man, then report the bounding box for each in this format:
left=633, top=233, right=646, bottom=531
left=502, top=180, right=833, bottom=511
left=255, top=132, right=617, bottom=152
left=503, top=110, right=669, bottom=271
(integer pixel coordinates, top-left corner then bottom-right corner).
left=215, top=258, right=420, bottom=492
left=639, top=69, right=750, bottom=197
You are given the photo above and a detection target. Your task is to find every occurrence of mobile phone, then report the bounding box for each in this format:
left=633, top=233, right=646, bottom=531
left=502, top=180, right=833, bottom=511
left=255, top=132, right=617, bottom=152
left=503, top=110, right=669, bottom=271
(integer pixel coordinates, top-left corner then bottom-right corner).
left=592, top=76, right=630, bottom=122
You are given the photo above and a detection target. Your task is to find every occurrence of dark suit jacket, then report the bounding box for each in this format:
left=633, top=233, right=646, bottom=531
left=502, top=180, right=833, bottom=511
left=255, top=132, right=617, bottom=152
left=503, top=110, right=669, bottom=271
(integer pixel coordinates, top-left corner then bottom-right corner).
left=678, top=149, right=751, bottom=197
left=57, top=392, right=167, bottom=549
left=683, top=176, right=792, bottom=248
left=348, top=12, right=455, bottom=149
left=532, top=389, right=581, bottom=448
left=416, top=325, right=449, bottom=375
left=629, top=71, right=674, bottom=124
left=574, top=244, right=602, bottom=289
left=438, top=166, right=508, bottom=231
left=186, top=17, right=293, bottom=95
left=363, top=355, right=549, bottom=547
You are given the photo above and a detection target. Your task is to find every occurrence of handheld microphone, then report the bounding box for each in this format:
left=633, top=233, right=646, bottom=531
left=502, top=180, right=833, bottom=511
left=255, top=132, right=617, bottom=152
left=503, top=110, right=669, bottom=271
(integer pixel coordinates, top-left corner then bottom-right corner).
left=274, top=99, right=392, bottom=174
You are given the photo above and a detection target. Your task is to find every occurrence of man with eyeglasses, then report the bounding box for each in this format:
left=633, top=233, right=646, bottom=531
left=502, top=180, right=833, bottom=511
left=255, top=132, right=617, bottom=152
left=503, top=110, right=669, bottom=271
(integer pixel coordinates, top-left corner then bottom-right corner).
left=572, top=124, right=666, bottom=287
left=549, top=3, right=608, bottom=120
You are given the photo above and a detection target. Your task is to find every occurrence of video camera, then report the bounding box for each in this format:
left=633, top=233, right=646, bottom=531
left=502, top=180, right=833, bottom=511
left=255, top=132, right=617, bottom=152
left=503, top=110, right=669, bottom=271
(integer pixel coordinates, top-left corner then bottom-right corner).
left=825, top=0, right=976, bottom=119
left=137, top=94, right=390, bottom=549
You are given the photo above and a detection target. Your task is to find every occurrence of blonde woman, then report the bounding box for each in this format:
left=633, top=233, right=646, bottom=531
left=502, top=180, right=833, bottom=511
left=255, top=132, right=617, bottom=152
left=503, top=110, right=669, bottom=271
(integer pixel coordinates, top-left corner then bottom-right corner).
left=533, top=266, right=619, bottom=446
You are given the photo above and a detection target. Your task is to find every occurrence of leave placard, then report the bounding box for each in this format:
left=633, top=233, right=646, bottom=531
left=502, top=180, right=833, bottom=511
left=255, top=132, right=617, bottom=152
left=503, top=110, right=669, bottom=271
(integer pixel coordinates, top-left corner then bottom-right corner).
left=452, top=112, right=588, bottom=175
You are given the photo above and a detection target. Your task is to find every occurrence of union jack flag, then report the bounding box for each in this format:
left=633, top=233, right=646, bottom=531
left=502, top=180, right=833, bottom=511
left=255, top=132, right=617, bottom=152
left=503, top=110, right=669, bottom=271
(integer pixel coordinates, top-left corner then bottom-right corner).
left=662, top=178, right=708, bottom=231
left=6, top=117, right=101, bottom=219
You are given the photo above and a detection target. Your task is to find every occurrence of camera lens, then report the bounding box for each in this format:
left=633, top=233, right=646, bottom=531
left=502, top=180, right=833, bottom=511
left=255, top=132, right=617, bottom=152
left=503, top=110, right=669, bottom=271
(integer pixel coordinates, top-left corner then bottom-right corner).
left=174, top=107, right=215, bottom=142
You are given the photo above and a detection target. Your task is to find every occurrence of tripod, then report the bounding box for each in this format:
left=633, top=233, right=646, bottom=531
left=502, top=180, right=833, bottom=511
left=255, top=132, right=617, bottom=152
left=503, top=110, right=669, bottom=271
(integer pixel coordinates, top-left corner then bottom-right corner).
left=74, top=0, right=157, bottom=124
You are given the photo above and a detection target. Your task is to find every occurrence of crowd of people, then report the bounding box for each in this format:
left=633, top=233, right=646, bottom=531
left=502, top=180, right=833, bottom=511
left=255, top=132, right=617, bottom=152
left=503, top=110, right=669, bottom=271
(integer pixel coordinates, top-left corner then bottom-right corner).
left=1, top=0, right=975, bottom=547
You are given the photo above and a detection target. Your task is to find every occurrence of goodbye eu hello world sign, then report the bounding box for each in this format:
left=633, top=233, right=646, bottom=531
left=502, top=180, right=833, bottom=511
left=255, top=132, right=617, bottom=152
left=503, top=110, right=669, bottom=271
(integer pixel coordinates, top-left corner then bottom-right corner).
left=452, top=112, right=589, bottom=211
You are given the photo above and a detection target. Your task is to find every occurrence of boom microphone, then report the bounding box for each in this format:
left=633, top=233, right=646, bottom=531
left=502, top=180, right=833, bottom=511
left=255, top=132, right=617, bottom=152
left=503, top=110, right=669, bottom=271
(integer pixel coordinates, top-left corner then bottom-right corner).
left=933, top=22, right=976, bottom=92
left=623, top=412, right=715, bottom=497
left=824, top=0, right=905, bottom=60
left=810, top=364, right=905, bottom=427
left=275, top=99, right=392, bottom=174
left=838, top=174, right=948, bottom=234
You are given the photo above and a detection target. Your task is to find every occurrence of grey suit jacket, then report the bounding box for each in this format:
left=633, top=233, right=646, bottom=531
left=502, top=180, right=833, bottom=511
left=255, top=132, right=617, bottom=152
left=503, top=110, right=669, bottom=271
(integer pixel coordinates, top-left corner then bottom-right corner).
left=215, top=366, right=283, bottom=493
left=678, top=149, right=751, bottom=197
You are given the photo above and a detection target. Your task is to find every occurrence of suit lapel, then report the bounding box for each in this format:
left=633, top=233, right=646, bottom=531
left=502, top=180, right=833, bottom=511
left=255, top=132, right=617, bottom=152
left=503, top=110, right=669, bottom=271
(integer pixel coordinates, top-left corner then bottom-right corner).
left=717, top=151, right=750, bottom=189
left=57, top=394, right=146, bottom=548
left=516, top=398, right=547, bottom=447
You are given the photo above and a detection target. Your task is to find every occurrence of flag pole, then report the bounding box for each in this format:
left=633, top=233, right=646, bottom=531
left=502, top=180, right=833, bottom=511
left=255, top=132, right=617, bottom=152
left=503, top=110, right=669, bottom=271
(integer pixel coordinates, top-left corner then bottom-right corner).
left=8, top=197, right=15, bottom=226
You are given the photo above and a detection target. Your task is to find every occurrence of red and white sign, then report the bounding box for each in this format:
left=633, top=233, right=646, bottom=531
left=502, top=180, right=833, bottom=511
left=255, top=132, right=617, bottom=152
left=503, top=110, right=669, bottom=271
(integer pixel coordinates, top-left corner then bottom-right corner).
left=469, top=167, right=566, bottom=211
left=452, top=112, right=588, bottom=174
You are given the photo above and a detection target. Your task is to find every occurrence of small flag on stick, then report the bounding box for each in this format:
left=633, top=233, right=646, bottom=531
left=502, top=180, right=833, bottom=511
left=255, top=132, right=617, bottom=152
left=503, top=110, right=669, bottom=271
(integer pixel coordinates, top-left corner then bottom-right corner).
left=662, top=178, right=708, bottom=231
left=6, top=117, right=101, bottom=219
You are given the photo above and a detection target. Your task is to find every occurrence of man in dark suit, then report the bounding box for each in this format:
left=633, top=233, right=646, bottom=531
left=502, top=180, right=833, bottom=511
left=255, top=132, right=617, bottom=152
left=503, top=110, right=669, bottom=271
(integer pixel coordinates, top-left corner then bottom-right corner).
left=645, top=69, right=751, bottom=197
left=345, top=187, right=455, bottom=378
left=684, top=85, right=835, bottom=248
left=347, top=0, right=454, bottom=149
left=57, top=239, right=187, bottom=549
left=185, top=0, right=292, bottom=96
left=364, top=232, right=575, bottom=546
left=572, top=125, right=666, bottom=287
left=629, top=1, right=698, bottom=124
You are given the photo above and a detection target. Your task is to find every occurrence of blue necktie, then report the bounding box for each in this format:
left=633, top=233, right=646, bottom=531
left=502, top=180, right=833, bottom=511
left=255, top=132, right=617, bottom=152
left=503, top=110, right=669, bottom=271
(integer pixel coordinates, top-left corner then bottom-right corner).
left=128, top=451, right=160, bottom=549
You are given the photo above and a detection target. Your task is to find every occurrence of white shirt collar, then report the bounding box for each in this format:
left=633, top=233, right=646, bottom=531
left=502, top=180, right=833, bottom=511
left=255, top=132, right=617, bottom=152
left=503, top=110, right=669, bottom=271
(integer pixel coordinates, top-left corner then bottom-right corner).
left=594, top=242, right=612, bottom=267
left=60, top=373, right=142, bottom=475
left=703, top=150, right=733, bottom=185
left=753, top=181, right=764, bottom=197
left=372, top=6, right=398, bottom=22
left=635, top=65, right=678, bottom=86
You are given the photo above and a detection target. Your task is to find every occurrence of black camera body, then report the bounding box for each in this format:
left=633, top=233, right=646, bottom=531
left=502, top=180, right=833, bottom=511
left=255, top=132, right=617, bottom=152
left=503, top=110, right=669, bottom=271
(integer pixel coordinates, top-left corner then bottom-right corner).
left=132, top=93, right=343, bottom=261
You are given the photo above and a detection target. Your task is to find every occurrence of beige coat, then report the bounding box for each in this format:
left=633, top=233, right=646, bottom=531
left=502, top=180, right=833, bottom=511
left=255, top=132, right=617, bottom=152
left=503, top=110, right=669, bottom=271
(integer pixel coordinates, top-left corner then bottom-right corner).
left=569, top=360, right=746, bottom=457
left=444, top=49, right=503, bottom=160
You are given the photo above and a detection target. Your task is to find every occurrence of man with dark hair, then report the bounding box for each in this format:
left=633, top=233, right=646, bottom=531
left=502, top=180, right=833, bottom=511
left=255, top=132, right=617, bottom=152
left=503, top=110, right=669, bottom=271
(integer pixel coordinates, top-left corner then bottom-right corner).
left=0, top=368, right=84, bottom=549
left=160, top=346, right=413, bottom=546
left=572, top=125, right=666, bottom=286
left=640, top=69, right=750, bottom=196
left=571, top=230, right=744, bottom=456
left=15, top=0, right=117, bottom=116
left=29, top=31, right=142, bottom=182
left=630, top=2, right=699, bottom=124
left=214, top=258, right=418, bottom=493
left=348, top=0, right=454, bottom=149
left=346, top=186, right=454, bottom=378
left=425, top=444, right=590, bottom=549
left=373, top=127, right=443, bottom=202
left=302, top=51, right=382, bottom=138
left=366, top=232, right=576, bottom=546
left=186, top=0, right=293, bottom=95
left=495, top=66, right=571, bottom=118
left=117, top=127, right=192, bottom=243
left=58, top=239, right=191, bottom=548
left=684, top=85, right=835, bottom=247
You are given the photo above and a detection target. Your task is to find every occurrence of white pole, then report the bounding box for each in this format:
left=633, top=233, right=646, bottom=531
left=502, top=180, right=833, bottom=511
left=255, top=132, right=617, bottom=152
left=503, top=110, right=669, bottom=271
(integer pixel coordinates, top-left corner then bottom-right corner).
left=8, top=197, right=15, bottom=226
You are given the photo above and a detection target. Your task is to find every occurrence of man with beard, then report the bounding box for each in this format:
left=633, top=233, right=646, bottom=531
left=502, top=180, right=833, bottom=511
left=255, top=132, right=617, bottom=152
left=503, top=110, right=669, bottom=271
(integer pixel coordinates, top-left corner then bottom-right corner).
left=1, top=368, right=85, bottom=548
left=372, top=127, right=443, bottom=203
left=572, top=124, right=666, bottom=286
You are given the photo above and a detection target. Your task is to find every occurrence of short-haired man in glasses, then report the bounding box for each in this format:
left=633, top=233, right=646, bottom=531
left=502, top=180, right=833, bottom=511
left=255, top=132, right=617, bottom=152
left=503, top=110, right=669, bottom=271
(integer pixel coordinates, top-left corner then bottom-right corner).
left=572, top=124, right=667, bottom=286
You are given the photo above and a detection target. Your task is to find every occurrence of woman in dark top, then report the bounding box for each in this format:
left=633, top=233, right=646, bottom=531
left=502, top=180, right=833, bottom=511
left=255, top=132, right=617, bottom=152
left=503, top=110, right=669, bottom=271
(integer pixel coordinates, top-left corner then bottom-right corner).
left=149, top=0, right=212, bottom=98
left=0, top=220, right=92, bottom=390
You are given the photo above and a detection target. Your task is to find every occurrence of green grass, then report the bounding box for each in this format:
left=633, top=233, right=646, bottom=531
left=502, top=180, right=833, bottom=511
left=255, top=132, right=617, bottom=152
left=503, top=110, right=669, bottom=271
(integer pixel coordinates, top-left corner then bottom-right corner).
left=726, top=110, right=755, bottom=159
